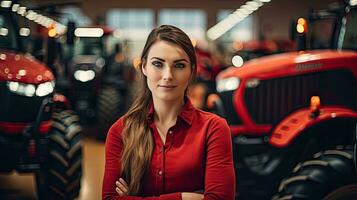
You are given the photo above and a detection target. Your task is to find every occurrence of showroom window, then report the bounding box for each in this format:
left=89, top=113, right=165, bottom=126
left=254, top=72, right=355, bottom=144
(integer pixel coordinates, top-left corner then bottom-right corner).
left=158, top=9, right=206, bottom=40
left=107, top=9, right=154, bottom=40
left=60, top=7, right=92, bottom=26
left=107, top=9, right=155, bottom=58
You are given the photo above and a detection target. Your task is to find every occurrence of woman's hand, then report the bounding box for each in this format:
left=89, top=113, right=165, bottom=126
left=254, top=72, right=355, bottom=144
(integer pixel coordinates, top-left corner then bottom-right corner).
left=116, top=178, right=203, bottom=200
left=115, top=178, right=129, bottom=196
left=181, top=192, right=204, bottom=200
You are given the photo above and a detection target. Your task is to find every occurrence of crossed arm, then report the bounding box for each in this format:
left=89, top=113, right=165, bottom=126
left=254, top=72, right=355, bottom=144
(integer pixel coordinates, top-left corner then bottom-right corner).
left=102, top=118, right=235, bottom=200
left=115, top=178, right=203, bottom=200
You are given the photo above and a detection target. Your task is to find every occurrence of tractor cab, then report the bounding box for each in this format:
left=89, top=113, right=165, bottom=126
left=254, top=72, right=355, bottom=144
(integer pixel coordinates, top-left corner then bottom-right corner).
left=294, top=1, right=357, bottom=51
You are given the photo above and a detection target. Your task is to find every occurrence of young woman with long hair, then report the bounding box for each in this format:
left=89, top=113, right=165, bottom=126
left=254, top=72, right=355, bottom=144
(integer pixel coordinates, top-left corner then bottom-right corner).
left=102, top=25, right=235, bottom=200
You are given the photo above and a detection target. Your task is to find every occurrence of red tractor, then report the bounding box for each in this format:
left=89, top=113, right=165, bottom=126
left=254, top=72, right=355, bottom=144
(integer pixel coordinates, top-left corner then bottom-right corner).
left=0, top=4, right=82, bottom=200
left=210, top=1, right=357, bottom=200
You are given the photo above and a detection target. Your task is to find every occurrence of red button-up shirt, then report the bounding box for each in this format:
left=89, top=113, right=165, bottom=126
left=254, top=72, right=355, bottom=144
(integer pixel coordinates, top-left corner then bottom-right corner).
left=102, top=99, right=235, bottom=200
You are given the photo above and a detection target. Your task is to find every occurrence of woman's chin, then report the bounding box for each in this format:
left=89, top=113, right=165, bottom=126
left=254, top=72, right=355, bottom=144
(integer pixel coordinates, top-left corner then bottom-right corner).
left=154, top=93, right=182, bottom=102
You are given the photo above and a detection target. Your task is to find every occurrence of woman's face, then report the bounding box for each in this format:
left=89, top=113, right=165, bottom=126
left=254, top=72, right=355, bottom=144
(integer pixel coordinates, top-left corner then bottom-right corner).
left=142, top=40, right=192, bottom=102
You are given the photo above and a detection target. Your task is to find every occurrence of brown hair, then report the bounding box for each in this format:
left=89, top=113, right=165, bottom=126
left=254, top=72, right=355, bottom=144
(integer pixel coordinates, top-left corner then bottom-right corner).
left=120, top=25, right=197, bottom=195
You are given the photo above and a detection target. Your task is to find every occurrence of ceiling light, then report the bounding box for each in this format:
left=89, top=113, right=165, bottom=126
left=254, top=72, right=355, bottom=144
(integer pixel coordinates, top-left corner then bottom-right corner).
left=19, top=28, right=30, bottom=36
left=350, top=0, right=357, bottom=6
left=242, top=4, right=257, bottom=11
left=12, top=3, right=19, bottom=12
left=207, top=0, right=272, bottom=40
left=1, top=1, right=12, bottom=8
left=75, top=28, right=104, bottom=37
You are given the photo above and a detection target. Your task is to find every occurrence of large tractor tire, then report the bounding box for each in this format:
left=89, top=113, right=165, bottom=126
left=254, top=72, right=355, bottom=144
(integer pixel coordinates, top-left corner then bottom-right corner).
left=97, top=87, right=122, bottom=140
left=273, top=149, right=357, bottom=200
left=36, top=110, right=83, bottom=200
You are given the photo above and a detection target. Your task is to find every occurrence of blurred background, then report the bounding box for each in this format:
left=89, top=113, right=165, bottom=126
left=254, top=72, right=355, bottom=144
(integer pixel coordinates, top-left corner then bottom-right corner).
left=1, top=0, right=356, bottom=200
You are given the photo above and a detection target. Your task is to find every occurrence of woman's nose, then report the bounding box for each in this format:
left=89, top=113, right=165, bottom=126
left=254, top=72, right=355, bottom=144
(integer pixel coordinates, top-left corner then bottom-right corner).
left=162, top=67, right=173, bottom=80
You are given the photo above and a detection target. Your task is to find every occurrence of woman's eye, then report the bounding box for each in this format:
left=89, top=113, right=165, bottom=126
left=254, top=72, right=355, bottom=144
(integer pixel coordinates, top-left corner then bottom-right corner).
left=152, top=61, right=163, bottom=68
left=175, top=63, right=186, bottom=68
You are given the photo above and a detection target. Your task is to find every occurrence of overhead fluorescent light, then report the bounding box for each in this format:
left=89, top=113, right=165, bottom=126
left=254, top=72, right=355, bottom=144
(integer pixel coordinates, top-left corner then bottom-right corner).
left=19, top=28, right=31, bottom=36
left=75, top=28, right=104, bottom=37
left=26, top=11, right=37, bottom=20
left=0, top=28, right=8, bottom=36
left=207, top=0, right=272, bottom=40
left=17, top=6, right=26, bottom=16
left=242, top=4, right=257, bottom=11
left=12, top=3, right=19, bottom=12
left=1, top=1, right=12, bottom=8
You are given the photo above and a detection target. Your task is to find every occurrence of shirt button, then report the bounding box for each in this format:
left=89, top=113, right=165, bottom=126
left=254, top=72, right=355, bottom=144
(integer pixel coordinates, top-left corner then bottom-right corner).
left=158, top=170, right=162, bottom=175
left=169, top=130, right=173, bottom=134
left=160, top=147, right=164, bottom=152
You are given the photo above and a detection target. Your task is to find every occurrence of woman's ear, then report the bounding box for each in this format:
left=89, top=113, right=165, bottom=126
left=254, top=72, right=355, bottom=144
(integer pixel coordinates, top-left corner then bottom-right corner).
left=142, top=64, right=147, bottom=76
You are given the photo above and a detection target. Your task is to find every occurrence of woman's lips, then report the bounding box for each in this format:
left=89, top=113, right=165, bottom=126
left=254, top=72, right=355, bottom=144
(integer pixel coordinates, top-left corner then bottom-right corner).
left=159, top=85, right=177, bottom=88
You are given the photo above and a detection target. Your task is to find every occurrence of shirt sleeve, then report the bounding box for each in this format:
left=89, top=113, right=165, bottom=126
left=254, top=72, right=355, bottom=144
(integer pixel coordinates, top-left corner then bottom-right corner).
left=102, top=118, right=182, bottom=200
left=204, top=117, right=236, bottom=200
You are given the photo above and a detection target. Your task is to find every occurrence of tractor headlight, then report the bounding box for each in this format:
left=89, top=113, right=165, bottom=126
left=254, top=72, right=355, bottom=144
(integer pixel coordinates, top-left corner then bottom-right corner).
left=7, top=81, right=55, bottom=97
left=216, top=77, right=240, bottom=92
left=36, top=81, right=55, bottom=96
left=74, top=69, right=96, bottom=82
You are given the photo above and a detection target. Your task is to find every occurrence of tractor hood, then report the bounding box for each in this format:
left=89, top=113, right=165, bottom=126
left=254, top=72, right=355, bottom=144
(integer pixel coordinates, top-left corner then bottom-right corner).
left=72, top=55, right=105, bottom=66
left=0, top=50, right=54, bottom=84
left=217, top=50, right=357, bottom=80
left=71, top=55, right=106, bottom=71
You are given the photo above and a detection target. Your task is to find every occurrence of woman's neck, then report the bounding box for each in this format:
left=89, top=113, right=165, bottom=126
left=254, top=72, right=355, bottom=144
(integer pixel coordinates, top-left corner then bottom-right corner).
left=152, top=97, right=184, bottom=125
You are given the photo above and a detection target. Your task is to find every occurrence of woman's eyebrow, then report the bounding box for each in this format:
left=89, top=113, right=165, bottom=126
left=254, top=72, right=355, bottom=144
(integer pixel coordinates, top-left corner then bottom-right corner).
left=150, top=57, right=165, bottom=62
left=174, top=59, right=189, bottom=63
left=150, top=57, right=188, bottom=63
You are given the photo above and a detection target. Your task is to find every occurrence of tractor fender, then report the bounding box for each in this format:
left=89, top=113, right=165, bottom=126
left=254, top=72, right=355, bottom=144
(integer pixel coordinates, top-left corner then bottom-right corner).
left=269, top=106, right=357, bottom=148
left=53, top=92, right=71, bottom=110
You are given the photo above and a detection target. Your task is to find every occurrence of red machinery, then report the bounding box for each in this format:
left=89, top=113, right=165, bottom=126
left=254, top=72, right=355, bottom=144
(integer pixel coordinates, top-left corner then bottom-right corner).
left=210, top=1, right=357, bottom=199
left=0, top=5, right=82, bottom=200
left=63, top=25, right=132, bottom=139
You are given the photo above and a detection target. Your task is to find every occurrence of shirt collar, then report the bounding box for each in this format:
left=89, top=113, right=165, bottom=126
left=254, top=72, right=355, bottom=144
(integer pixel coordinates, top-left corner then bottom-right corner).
left=146, top=97, right=195, bottom=125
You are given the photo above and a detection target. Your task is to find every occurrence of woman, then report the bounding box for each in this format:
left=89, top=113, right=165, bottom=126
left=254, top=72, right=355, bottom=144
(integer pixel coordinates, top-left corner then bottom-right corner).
left=102, top=25, right=235, bottom=200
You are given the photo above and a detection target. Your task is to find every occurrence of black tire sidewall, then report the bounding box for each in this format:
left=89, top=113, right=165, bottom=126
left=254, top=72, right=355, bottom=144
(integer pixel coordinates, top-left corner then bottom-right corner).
left=37, top=110, right=83, bottom=200
left=96, top=87, right=122, bottom=138
left=275, top=149, right=357, bottom=200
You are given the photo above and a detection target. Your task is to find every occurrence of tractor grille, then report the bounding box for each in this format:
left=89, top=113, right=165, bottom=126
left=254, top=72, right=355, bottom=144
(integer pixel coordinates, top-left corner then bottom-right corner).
left=244, top=70, right=357, bottom=124
left=219, top=90, right=242, bottom=125
left=0, top=82, right=52, bottom=123
left=72, top=80, right=96, bottom=96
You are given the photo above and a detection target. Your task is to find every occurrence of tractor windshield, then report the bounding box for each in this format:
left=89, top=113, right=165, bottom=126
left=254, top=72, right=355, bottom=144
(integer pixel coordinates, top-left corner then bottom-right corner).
left=74, top=37, right=104, bottom=57
left=308, top=18, right=336, bottom=49
left=341, top=7, right=357, bottom=50
left=0, top=11, right=19, bottom=50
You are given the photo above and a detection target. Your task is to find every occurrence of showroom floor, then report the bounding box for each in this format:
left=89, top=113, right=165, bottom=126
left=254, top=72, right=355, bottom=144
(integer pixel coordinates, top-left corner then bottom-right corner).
left=0, top=136, right=105, bottom=200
